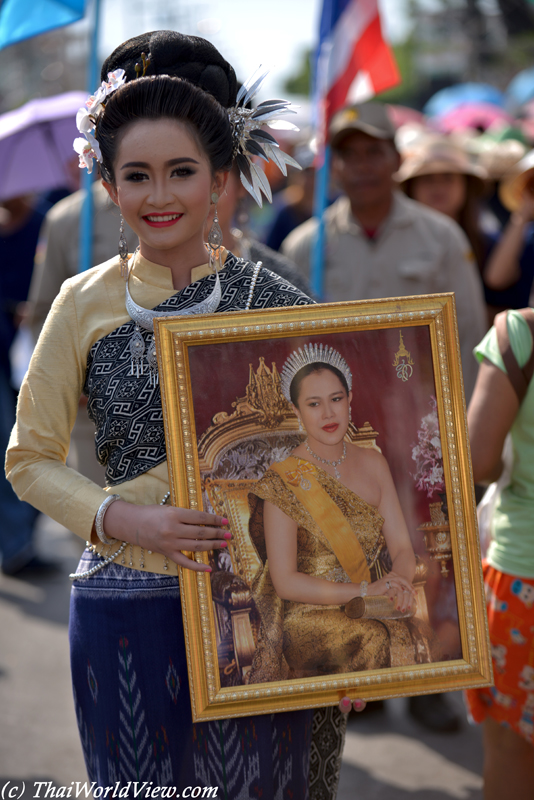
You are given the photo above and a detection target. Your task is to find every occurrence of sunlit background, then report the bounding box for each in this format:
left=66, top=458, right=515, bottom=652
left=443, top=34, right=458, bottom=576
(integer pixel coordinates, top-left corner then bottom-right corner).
left=0, top=0, right=515, bottom=115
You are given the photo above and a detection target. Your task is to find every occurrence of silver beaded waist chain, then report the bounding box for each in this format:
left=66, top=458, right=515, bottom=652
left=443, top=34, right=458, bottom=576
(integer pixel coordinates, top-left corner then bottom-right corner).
left=69, top=492, right=171, bottom=580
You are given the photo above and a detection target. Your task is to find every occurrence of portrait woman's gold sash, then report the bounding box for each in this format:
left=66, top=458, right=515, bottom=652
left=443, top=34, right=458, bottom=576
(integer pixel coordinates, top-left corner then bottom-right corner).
left=270, top=457, right=371, bottom=584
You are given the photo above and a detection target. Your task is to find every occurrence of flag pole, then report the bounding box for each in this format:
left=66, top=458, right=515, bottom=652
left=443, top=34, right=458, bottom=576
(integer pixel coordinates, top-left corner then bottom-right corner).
left=79, top=0, right=101, bottom=272
left=310, top=145, right=330, bottom=299
left=310, top=0, right=335, bottom=301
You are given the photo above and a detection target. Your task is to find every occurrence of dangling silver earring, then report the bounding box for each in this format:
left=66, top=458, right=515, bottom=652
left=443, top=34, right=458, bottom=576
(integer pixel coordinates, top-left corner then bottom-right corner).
left=298, top=418, right=303, bottom=433
left=349, top=406, right=352, bottom=422
left=119, top=215, right=129, bottom=279
left=207, top=192, right=223, bottom=273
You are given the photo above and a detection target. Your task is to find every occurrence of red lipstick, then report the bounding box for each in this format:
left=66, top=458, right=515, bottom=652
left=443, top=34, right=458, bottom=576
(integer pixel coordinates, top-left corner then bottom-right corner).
left=142, top=213, right=183, bottom=228
left=322, top=423, right=339, bottom=433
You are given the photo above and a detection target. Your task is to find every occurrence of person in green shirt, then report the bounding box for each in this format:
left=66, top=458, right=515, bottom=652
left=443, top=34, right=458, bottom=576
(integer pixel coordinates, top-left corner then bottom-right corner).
left=467, top=308, right=534, bottom=800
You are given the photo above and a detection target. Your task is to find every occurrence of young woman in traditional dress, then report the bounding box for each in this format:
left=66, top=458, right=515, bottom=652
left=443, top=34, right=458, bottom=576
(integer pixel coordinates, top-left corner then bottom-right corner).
left=6, top=30, right=327, bottom=797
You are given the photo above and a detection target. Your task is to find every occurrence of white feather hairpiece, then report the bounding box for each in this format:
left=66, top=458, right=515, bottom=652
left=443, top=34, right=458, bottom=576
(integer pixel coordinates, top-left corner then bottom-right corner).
left=228, top=66, right=302, bottom=206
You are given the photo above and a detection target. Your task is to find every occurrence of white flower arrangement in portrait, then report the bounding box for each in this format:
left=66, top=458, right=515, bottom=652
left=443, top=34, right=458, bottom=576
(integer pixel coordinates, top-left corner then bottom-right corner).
left=411, top=396, right=445, bottom=497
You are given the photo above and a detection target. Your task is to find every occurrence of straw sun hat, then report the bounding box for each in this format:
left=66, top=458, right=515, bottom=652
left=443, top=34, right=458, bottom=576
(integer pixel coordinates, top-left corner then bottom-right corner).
left=394, top=137, right=487, bottom=187
left=498, top=149, right=534, bottom=212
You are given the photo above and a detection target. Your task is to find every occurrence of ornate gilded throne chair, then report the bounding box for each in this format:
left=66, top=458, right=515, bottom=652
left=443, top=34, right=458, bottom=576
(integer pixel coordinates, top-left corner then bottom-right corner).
left=199, top=357, right=429, bottom=686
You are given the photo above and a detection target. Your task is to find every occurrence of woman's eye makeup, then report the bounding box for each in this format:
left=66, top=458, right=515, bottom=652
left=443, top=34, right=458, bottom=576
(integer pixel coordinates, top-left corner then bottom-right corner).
left=124, top=171, right=148, bottom=182
left=172, top=166, right=195, bottom=177
left=306, top=394, right=344, bottom=408
left=122, top=166, right=196, bottom=181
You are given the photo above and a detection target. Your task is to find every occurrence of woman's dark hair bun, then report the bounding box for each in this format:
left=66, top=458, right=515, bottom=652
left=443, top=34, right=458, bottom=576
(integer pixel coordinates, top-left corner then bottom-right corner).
left=100, top=30, right=237, bottom=108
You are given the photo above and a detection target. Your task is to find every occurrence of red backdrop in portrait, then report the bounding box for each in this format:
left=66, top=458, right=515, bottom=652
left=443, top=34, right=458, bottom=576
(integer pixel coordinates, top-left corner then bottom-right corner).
left=186, top=324, right=460, bottom=657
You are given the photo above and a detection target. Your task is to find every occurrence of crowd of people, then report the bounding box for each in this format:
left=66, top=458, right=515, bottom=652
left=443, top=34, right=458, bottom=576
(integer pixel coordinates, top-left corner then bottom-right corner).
left=1, top=27, right=533, bottom=800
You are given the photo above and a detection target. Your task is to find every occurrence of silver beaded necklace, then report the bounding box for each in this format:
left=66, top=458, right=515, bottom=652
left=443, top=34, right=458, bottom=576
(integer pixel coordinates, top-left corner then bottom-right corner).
left=305, top=440, right=347, bottom=480
left=125, top=253, right=262, bottom=387
left=125, top=251, right=222, bottom=387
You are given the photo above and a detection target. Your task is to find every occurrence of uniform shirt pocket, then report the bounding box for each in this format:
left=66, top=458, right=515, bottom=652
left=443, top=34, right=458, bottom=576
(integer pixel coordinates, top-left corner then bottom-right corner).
left=396, top=257, right=439, bottom=282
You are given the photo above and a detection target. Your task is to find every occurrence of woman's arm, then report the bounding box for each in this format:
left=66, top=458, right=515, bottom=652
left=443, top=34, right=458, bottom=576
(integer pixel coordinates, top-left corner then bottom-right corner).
left=6, top=281, right=108, bottom=536
left=375, top=454, right=416, bottom=581
left=263, top=501, right=365, bottom=604
left=372, top=453, right=417, bottom=612
left=264, top=495, right=414, bottom=607
left=483, top=193, right=534, bottom=290
left=468, top=358, right=519, bottom=484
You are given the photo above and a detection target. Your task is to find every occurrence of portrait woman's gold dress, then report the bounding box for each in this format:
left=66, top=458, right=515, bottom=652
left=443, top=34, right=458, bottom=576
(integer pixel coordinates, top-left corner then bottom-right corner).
left=247, top=455, right=440, bottom=682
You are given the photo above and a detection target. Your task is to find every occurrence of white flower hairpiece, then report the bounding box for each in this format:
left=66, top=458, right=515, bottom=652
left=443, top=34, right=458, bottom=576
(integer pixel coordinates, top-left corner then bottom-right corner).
left=228, top=66, right=302, bottom=207
left=73, top=68, right=126, bottom=171
left=73, top=133, right=102, bottom=174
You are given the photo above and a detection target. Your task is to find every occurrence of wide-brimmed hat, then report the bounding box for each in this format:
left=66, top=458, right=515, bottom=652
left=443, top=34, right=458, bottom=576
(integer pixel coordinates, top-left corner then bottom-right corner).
left=499, top=150, right=534, bottom=211
left=394, top=137, right=487, bottom=185
left=467, top=126, right=527, bottom=180
left=473, top=140, right=526, bottom=181
left=329, top=102, right=396, bottom=148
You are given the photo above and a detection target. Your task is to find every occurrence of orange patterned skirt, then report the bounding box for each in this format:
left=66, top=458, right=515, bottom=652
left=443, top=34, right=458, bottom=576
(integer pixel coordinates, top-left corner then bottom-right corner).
left=465, top=561, right=534, bottom=744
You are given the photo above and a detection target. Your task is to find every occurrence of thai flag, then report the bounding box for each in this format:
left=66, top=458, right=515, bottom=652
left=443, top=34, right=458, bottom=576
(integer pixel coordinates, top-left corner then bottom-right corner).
left=314, top=0, right=400, bottom=140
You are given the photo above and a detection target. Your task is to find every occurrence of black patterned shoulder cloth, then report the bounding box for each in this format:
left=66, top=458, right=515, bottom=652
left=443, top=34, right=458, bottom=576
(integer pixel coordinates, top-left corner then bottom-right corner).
left=83, top=253, right=313, bottom=486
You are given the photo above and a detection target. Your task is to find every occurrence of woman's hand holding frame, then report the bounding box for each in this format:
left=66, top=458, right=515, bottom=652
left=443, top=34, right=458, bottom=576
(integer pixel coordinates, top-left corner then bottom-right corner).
left=101, top=500, right=231, bottom=572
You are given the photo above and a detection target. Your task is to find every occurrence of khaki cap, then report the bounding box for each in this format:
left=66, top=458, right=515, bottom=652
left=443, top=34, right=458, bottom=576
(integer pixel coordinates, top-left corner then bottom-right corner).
left=395, top=137, right=487, bottom=185
left=499, top=150, right=534, bottom=212
left=329, top=103, right=396, bottom=148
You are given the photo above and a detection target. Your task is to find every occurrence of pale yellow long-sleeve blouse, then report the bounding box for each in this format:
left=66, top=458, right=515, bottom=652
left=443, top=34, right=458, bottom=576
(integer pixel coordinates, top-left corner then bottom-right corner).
left=6, top=252, right=219, bottom=576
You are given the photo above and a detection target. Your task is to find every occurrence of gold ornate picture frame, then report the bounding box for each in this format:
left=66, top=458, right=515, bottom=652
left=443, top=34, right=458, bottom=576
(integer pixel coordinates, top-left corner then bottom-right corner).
left=155, top=294, right=492, bottom=722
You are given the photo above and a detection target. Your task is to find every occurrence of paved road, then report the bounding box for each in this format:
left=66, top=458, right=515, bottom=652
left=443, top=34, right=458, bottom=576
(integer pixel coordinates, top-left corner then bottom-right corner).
left=0, top=517, right=484, bottom=799
left=338, top=698, right=483, bottom=799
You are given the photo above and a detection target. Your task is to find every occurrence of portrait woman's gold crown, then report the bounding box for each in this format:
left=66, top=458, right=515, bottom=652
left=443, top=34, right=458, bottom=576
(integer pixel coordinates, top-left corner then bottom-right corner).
left=280, top=343, right=352, bottom=402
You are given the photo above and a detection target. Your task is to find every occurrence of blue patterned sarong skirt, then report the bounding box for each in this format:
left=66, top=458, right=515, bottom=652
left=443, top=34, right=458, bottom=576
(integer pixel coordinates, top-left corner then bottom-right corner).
left=70, top=550, right=312, bottom=799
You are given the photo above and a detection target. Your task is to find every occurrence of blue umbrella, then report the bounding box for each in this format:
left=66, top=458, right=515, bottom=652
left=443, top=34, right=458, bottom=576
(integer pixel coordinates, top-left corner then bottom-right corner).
left=423, top=83, right=505, bottom=118
left=506, top=67, right=534, bottom=109
left=0, top=0, right=95, bottom=271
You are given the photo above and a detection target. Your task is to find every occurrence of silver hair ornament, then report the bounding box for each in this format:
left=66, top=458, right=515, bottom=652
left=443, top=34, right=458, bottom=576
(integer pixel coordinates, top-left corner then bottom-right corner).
left=228, top=66, right=302, bottom=206
left=280, top=343, right=353, bottom=403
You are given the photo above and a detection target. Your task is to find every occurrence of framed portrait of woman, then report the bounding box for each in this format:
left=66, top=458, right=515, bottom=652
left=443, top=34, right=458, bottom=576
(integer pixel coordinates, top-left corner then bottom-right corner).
left=155, top=293, right=492, bottom=722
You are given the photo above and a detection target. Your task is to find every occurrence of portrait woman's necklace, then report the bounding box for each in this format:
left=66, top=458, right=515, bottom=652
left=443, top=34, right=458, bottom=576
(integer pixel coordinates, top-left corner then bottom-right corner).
left=125, top=250, right=222, bottom=386
left=305, top=440, right=347, bottom=480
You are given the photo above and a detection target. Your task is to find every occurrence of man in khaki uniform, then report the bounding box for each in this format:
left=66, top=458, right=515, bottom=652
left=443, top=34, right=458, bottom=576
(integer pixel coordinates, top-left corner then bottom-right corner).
left=28, top=181, right=137, bottom=335
left=282, top=102, right=487, bottom=401
left=27, top=181, right=137, bottom=486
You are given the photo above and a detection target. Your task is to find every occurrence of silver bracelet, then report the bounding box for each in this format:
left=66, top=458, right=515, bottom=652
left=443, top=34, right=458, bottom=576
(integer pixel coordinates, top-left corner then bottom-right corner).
left=95, top=494, right=121, bottom=545
left=360, top=580, right=368, bottom=598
